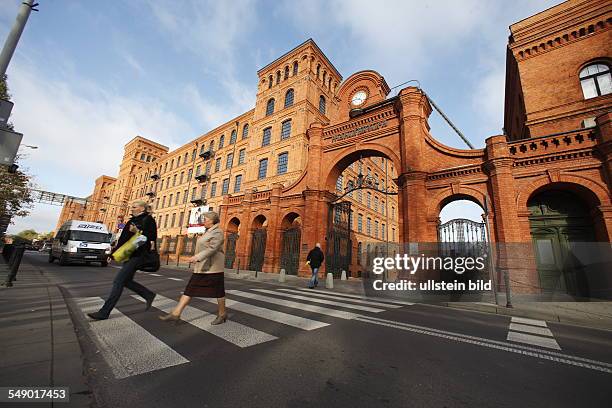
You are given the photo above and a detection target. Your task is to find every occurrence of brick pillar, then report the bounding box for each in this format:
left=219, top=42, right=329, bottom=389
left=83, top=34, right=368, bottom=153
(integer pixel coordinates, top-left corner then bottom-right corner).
left=236, top=190, right=254, bottom=270
left=485, top=135, right=539, bottom=294
left=264, top=183, right=283, bottom=273
left=300, top=190, right=330, bottom=277
left=595, top=112, right=612, bottom=192
left=397, top=171, right=428, bottom=243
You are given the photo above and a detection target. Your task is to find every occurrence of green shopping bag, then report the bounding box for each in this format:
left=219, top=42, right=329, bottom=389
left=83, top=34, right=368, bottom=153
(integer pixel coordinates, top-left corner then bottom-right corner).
left=112, top=232, right=142, bottom=263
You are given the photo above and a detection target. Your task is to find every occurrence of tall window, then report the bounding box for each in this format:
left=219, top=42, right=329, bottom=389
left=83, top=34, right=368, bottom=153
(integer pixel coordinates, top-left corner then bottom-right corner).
left=347, top=180, right=354, bottom=197
left=187, top=168, right=193, bottom=180
left=374, top=196, right=378, bottom=212
left=266, top=98, right=275, bottom=116
left=234, top=174, right=242, bottom=192
left=277, top=152, right=288, bottom=174
left=367, top=192, right=371, bottom=208
left=262, top=127, right=271, bottom=146
left=175, top=192, right=180, bottom=205
left=183, top=189, right=188, bottom=204
left=382, top=201, right=385, bottom=216
left=161, top=196, right=166, bottom=208
left=173, top=174, right=177, bottom=186
left=195, top=165, right=201, bottom=176
left=375, top=221, right=379, bottom=239
left=367, top=218, right=371, bottom=236
left=284, top=66, right=289, bottom=80
left=171, top=213, right=176, bottom=228
left=226, top=153, right=234, bottom=169
left=336, top=175, right=343, bottom=192
left=258, top=158, right=268, bottom=179
left=319, top=95, right=326, bottom=114
left=229, top=129, right=237, bottom=144
left=218, top=135, right=225, bottom=149
left=238, top=148, right=246, bottom=164
left=293, top=61, right=298, bottom=76
left=357, top=214, right=363, bottom=233
left=268, top=75, right=273, bottom=89
left=284, top=89, right=294, bottom=108
left=210, top=182, right=217, bottom=197
left=215, top=157, right=221, bottom=172
left=222, top=178, right=229, bottom=195
left=357, top=189, right=362, bottom=203
left=191, top=149, right=196, bottom=161
left=205, top=161, right=211, bottom=174
left=163, top=214, right=168, bottom=228
left=178, top=212, right=184, bottom=228
left=276, top=71, right=281, bottom=84
left=242, top=124, right=249, bottom=139
left=281, top=120, right=292, bottom=139
left=169, top=194, right=173, bottom=206
left=580, top=63, right=611, bottom=99
left=191, top=187, right=197, bottom=200
left=200, top=145, right=206, bottom=155
left=382, top=223, right=386, bottom=240
left=180, top=172, right=184, bottom=184
left=209, top=140, right=214, bottom=152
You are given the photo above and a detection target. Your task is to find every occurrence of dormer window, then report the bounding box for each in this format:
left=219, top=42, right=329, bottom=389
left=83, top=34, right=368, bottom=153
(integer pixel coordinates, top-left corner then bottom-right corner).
left=580, top=62, right=611, bottom=99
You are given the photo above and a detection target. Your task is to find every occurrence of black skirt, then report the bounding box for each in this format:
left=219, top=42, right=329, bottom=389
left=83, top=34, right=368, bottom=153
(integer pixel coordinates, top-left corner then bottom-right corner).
left=184, top=272, right=225, bottom=298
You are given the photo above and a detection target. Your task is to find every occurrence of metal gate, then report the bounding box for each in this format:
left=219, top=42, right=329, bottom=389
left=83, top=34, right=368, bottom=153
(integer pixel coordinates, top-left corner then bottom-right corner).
left=225, top=232, right=239, bottom=269
left=438, top=218, right=489, bottom=282
left=167, top=236, right=177, bottom=253
left=181, top=235, right=197, bottom=256
left=326, top=201, right=352, bottom=278
left=280, top=227, right=301, bottom=275
left=248, top=228, right=266, bottom=271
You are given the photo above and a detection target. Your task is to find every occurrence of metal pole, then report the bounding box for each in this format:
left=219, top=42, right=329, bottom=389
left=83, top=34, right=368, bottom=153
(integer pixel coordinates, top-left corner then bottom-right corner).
left=0, top=0, right=36, bottom=77
left=421, top=90, right=475, bottom=149
left=483, top=196, right=499, bottom=305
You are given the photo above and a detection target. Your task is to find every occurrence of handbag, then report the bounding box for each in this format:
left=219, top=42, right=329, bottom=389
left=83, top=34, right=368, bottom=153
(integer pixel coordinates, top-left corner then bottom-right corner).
left=139, top=250, right=160, bottom=272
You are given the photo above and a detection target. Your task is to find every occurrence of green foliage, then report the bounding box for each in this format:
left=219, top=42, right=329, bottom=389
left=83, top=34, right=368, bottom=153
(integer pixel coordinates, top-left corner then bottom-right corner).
left=0, top=74, right=10, bottom=100
left=0, top=157, right=34, bottom=221
left=16, top=228, right=38, bottom=241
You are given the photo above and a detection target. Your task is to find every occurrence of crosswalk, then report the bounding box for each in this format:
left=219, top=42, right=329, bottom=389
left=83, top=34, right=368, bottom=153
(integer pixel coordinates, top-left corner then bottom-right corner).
left=76, top=286, right=408, bottom=379
left=506, top=316, right=561, bottom=350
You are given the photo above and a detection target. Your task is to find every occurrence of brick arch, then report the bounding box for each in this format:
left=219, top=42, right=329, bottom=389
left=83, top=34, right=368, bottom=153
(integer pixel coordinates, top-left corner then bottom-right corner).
left=226, top=216, right=241, bottom=233
left=280, top=210, right=303, bottom=229
left=516, top=174, right=611, bottom=210
left=323, top=142, right=403, bottom=193
left=251, top=213, right=269, bottom=229
left=426, top=186, right=490, bottom=220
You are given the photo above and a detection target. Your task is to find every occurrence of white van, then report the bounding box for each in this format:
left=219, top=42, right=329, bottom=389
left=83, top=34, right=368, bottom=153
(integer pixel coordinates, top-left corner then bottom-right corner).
left=49, top=220, right=112, bottom=266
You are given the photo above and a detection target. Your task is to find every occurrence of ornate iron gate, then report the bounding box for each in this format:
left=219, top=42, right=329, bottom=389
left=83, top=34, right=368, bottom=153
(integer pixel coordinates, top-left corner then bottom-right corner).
left=437, top=218, right=487, bottom=258
left=181, top=235, right=197, bottom=256
left=280, top=227, right=301, bottom=275
left=225, top=232, right=239, bottom=269
left=248, top=228, right=267, bottom=271
left=167, top=236, right=177, bottom=254
left=326, top=201, right=352, bottom=278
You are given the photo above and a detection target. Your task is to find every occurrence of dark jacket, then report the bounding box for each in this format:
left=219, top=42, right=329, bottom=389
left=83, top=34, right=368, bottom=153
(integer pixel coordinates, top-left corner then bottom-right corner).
left=111, top=212, right=158, bottom=258
left=307, top=247, right=325, bottom=269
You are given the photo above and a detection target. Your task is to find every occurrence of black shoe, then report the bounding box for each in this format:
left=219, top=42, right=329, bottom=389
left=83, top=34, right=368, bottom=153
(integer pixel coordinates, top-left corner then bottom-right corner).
left=145, top=294, right=156, bottom=311
left=87, top=312, right=108, bottom=321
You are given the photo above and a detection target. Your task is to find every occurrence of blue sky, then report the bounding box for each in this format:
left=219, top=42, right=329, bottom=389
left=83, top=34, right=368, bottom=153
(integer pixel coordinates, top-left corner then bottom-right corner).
left=1, top=0, right=560, bottom=234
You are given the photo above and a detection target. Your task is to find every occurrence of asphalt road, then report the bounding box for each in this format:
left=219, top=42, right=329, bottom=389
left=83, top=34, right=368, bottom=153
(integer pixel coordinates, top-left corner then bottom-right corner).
left=24, top=252, right=612, bottom=408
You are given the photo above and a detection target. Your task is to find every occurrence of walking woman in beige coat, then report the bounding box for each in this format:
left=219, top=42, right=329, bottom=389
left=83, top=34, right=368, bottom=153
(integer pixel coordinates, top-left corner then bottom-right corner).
left=159, top=211, right=227, bottom=325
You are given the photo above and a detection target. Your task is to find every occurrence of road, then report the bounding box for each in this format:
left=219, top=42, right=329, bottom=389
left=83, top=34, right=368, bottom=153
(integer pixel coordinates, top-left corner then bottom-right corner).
left=22, top=252, right=612, bottom=408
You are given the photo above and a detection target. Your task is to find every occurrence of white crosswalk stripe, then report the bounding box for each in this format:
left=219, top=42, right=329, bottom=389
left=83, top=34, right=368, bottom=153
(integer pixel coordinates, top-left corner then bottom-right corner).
left=76, top=297, right=189, bottom=379
left=276, top=288, right=404, bottom=308
left=132, top=294, right=277, bottom=348
left=252, top=289, right=385, bottom=313
left=200, top=297, right=329, bottom=331
left=506, top=316, right=561, bottom=350
left=288, top=287, right=415, bottom=306
left=167, top=277, right=183, bottom=281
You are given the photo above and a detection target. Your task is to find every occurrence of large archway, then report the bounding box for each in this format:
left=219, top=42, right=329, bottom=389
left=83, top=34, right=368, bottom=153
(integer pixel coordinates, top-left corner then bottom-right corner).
left=279, top=212, right=301, bottom=275
left=225, top=217, right=241, bottom=269
left=528, top=186, right=598, bottom=297
left=248, top=215, right=268, bottom=272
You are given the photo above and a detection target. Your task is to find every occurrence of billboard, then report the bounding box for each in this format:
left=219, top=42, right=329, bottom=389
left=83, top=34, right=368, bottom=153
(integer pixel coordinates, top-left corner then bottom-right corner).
left=187, top=205, right=210, bottom=234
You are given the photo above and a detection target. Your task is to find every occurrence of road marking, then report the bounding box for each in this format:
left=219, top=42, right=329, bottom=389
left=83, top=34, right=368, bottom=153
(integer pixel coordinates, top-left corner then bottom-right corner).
left=167, top=277, right=183, bottom=281
left=276, top=288, right=403, bottom=308
left=132, top=295, right=277, bottom=348
left=506, top=316, right=560, bottom=350
left=354, top=315, right=611, bottom=373
left=149, top=273, right=163, bottom=277
left=227, top=290, right=361, bottom=320
left=507, top=331, right=561, bottom=350
left=510, top=316, right=548, bottom=327
left=252, top=289, right=385, bottom=313
left=289, top=287, right=415, bottom=306
left=76, top=297, right=188, bottom=379
left=509, top=323, right=554, bottom=337
left=200, top=297, right=329, bottom=331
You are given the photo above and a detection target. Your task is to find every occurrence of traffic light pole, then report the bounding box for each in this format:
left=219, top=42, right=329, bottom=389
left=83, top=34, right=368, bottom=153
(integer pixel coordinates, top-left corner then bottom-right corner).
left=0, top=0, right=37, bottom=77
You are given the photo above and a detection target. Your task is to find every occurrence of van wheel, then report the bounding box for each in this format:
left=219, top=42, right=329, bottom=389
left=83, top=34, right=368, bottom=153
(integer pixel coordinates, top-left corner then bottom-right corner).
left=59, top=253, right=69, bottom=266
left=101, top=261, right=108, bottom=267
left=48, top=254, right=54, bottom=263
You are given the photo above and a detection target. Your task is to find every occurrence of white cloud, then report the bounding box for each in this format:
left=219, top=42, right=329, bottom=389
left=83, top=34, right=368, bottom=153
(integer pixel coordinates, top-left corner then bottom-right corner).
left=6, top=203, right=61, bottom=235
left=122, top=51, right=145, bottom=76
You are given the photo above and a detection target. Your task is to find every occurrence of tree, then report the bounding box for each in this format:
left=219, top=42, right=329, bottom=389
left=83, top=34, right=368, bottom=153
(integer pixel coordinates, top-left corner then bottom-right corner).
left=1, top=74, right=14, bottom=130
left=38, top=231, right=54, bottom=241
left=16, top=229, right=38, bottom=241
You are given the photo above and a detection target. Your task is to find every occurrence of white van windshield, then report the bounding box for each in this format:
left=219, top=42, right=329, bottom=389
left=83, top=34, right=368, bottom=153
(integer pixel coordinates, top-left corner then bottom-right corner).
left=66, top=230, right=111, bottom=243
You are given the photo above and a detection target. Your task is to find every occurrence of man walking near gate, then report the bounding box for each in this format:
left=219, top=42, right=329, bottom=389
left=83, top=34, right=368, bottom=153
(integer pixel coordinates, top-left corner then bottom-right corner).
left=306, top=243, right=324, bottom=289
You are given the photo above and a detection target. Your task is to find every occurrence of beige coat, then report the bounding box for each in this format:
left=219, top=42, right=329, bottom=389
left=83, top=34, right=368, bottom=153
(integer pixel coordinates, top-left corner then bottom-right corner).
left=193, top=224, right=225, bottom=274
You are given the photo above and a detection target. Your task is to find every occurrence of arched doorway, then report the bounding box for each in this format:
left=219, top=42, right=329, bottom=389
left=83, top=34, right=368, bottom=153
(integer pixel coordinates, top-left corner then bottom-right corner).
left=225, top=217, right=240, bottom=269
left=438, top=198, right=488, bottom=258
left=528, top=189, right=596, bottom=297
left=279, top=213, right=301, bottom=275
left=248, top=215, right=267, bottom=272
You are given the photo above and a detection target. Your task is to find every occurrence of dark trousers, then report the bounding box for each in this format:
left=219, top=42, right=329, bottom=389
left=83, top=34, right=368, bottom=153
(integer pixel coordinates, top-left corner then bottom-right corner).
left=99, top=256, right=155, bottom=317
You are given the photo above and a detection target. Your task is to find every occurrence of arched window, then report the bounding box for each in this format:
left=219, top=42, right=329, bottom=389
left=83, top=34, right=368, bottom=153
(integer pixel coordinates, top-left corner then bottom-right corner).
left=284, top=89, right=294, bottom=108
left=284, top=66, right=289, bottom=80
left=262, top=127, right=272, bottom=146
left=242, top=124, right=249, bottom=139
left=323, top=71, right=327, bottom=84
left=293, top=61, right=298, bottom=76
left=319, top=95, right=326, bottom=114
left=276, top=70, right=281, bottom=84
left=200, top=145, right=206, bottom=154
left=209, top=140, right=214, bottom=151
left=229, top=129, right=237, bottom=144
left=218, top=134, right=225, bottom=149
left=316, top=64, right=320, bottom=78
left=266, top=98, right=275, bottom=116
left=268, top=75, right=273, bottom=89
left=281, top=119, right=292, bottom=139
left=579, top=62, right=611, bottom=99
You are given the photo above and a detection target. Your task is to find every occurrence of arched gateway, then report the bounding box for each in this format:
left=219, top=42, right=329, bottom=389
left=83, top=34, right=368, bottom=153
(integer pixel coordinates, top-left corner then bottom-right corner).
left=220, top=70, right=612, bottom=296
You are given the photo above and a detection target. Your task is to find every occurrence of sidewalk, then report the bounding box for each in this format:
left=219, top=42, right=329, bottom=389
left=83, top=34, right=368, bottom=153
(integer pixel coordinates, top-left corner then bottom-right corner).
left=159, top=264, right=612, bottom=332
left=0, top=257, right=93, bottom=407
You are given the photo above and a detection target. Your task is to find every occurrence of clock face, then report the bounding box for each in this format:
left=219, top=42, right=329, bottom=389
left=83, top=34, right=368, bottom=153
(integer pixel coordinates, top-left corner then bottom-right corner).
left=351, top=90, right=367, bottom=106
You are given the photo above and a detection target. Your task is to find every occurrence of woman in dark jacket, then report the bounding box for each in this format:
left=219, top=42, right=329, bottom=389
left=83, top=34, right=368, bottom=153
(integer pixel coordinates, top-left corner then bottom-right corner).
left=87, top=200, right=157, bottom=320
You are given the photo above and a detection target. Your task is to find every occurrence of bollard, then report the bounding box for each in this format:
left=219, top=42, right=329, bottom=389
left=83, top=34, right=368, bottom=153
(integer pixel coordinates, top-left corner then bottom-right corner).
left=341, top=270, right=347, bottom=281
left=279, top=268, right=286, bottom=283
left=166, top=253, right=170, bottom=265
left=236, top=259, right=240, bottom=275
left=5, top=245, right=25, bottom=287
left=326, top=272, right=334, bottom=289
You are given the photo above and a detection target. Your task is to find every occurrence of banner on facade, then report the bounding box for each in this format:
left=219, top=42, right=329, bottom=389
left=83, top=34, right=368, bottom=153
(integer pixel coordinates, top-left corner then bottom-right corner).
left=187, top=205, right=210, bottom=234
